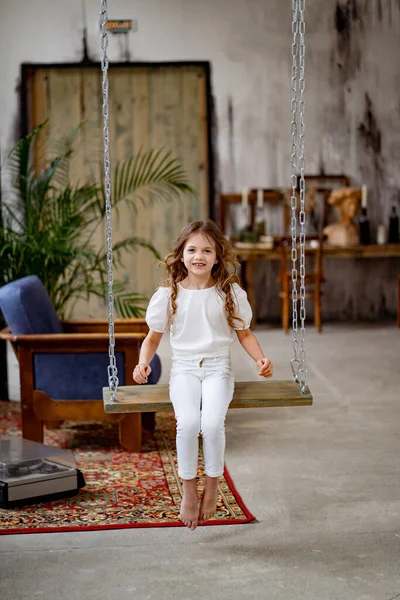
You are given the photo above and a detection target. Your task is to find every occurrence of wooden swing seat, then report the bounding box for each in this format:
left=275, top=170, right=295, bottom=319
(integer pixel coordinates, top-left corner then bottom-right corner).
left=103, top=380, right=313, bottom=414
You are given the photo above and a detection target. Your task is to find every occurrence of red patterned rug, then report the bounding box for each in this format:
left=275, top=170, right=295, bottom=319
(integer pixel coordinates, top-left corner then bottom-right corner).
left=0, top=403, right=255, bottom=534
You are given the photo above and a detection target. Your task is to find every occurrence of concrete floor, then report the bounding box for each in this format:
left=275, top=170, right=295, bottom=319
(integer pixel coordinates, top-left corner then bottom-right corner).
left=1, top=324, right=400, bottom=600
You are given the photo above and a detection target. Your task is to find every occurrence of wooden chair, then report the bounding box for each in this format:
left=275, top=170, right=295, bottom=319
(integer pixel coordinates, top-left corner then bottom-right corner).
left=277, top=236, right=325, bottom=333
left=0, top=275, right=161, bottom=452
left=218, top=190, right=287, bottom=236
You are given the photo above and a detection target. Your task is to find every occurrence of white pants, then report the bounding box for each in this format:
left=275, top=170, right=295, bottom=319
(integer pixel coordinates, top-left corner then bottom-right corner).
left=169, top=356, right=235, bottom=480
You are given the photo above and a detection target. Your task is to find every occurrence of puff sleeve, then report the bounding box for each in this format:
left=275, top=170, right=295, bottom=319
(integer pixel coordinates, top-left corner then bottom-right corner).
left=145, top=287, right=171, bottom=333
left=231, top=283, right=252, bottom=330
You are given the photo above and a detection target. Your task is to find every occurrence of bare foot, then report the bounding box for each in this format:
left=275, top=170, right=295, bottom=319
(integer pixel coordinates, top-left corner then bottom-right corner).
left=180, top=478, right=199, bottom=531
left=199, top=475, right=219, bottom=522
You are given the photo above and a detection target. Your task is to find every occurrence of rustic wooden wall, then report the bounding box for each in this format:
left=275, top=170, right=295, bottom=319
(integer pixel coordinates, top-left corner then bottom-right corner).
left=25, top=64, right=209, bottom=318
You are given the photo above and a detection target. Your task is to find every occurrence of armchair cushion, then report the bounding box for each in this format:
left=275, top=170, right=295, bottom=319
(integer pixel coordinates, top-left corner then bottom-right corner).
left=0, top=275, right=63, bottom=335
left=34, top=353, right=162, bottom=400
left=34, top=352, right=126, bottom=400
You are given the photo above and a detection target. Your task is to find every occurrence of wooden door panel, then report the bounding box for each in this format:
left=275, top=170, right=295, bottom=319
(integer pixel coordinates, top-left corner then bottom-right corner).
left=24, top=63, right=211, bottom=318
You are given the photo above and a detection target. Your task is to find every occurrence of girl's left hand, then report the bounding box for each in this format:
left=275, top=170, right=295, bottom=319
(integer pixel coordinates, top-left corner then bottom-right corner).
left=256, top=357, right=273, bottom=378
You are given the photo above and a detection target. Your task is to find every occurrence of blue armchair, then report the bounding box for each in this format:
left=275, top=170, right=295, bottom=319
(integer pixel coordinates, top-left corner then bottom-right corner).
left=0, top=275, right=161, bottom=451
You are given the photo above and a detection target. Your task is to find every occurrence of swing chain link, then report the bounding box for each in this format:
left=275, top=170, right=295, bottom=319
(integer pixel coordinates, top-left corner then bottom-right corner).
left=290, top=0, right=299, bottom=382
left=298, top=0, right=307, bottom=390
left=290, top=0, right=308, bottom=392
left=100, top=0, right=119, bottom=401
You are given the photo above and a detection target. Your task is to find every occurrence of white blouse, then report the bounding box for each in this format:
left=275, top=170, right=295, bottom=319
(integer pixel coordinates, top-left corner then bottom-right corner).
left=146, top=282, right=252, bottom=360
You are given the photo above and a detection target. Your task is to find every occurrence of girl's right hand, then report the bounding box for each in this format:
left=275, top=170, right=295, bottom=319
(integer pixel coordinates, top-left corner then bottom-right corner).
left=133, top=363, right=152, bottom=384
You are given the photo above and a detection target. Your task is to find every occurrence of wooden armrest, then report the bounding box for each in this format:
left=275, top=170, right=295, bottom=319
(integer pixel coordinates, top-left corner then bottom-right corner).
left=0, top=330, right=146, bottom=352
left=62, top=319, right=149, bottom=334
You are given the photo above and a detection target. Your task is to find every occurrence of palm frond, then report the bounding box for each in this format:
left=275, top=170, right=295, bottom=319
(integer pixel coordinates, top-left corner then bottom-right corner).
left=92, top=237, right=161, bottom=273
left=6, top=123, right=45, bottom=220
left=90, top=281, right=149, bottom=318
left=1, top=201, right=25, bottom=232
left=114, top=292, right=148, bottom=318
left=112, top=236, right=161, bottom=262
left=42, top=185, right=99, bottom=240
left=27, top=155, right=71, bottom=227
left=46, top=122, right=86, bottom=189
left=111, top=148, right=193, bottom=210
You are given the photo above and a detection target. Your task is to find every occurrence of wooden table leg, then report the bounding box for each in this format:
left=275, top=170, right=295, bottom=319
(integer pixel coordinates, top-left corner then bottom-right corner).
left=20, top=348, right=44, bottom=443
left=21, top=399, right=44, bottom=443
left=245, top=259, right=258, bottom=329
left=119, top=412, right=142, bottom=452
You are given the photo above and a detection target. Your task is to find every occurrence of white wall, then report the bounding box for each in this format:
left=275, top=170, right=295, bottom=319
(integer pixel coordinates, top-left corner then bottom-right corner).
left=0, top=0, right=297, bottom=194
left=1, top=0, right=400, bottom=319
left=1, top=0, right=398, bottom=194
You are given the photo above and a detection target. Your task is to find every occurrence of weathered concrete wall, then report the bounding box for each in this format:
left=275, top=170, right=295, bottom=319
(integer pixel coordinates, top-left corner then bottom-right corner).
left=254, top=0, right=400, bottom=321
left=0, top=0, right=399, bottom=321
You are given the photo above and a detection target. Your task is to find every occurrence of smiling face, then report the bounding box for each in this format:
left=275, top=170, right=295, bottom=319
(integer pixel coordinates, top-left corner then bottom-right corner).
left=181, top=232, right=217, bottom=280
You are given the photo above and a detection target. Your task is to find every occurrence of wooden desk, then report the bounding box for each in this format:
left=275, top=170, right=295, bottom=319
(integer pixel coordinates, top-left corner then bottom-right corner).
left=234, top=243, right=400, bottom=326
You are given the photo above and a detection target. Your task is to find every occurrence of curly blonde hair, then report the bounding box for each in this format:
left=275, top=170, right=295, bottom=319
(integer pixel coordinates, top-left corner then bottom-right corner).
left=161, top=220, right=245, bottom=329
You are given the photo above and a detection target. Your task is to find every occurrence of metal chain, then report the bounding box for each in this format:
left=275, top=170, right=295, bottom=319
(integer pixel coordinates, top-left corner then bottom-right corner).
left=290, top=0, right=300, bottom=383
left=290, top=0, right=308, bottom=392
left=298, top=0, right=307, bottom=391
left=100, top=0, right=119, bottom=401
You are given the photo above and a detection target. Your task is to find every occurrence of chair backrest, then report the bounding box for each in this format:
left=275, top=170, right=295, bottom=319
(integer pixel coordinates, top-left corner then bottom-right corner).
left=0, top=275, right=63, bottom=335
left=278, top=235, right=324, bottom=288
left=218, top=190, right=286, bottom=236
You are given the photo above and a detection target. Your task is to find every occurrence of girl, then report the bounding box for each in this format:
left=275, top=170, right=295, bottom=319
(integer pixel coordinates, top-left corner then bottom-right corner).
left=133, top=220, right=273, bottom=531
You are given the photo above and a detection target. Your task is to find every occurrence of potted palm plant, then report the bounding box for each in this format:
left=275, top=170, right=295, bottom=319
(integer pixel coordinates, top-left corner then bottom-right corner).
left=0, top=122, right=193, bottom=319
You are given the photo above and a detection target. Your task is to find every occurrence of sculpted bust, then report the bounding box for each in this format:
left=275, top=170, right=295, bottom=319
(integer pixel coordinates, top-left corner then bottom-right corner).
left=323, top=187, right=361, bottom=247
